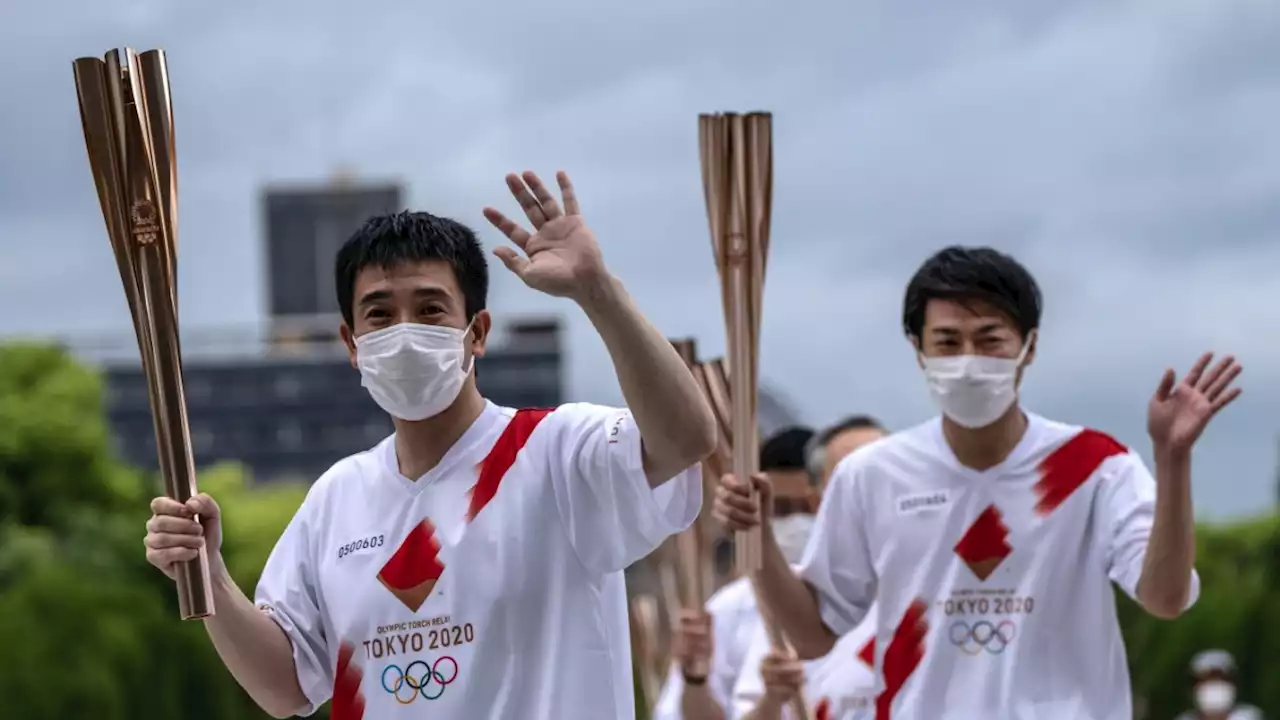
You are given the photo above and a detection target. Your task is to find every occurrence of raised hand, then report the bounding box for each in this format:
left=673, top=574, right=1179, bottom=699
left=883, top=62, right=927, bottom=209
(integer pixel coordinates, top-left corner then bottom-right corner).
left=482, top=170, right=607, bottom=302
left=713, top=472, right=772, bottom=533
left=1147, top=353, right=1243, bottom=455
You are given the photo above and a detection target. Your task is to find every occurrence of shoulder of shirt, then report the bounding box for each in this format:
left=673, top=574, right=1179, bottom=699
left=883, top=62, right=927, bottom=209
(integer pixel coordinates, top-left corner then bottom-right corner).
left=706, top=576, right=757, bottom=615
left=300, top=438, right=391, bottom=505
left=1028, top=412, right=1145, bottom=477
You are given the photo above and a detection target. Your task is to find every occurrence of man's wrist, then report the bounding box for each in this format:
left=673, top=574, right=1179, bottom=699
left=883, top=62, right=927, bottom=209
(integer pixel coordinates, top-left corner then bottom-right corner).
left=570, top=271, right=625, bottom=316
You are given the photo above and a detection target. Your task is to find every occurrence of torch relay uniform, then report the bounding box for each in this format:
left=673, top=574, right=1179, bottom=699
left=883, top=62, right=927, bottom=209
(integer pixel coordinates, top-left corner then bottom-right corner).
left=254, top=400, right=702, bottom=719
left=800, top=411, right=1200, bottom=720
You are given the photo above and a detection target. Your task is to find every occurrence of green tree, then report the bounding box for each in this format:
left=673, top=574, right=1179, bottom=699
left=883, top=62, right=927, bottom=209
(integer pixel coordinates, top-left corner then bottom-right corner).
left=0, top=343, right=309, bottom=720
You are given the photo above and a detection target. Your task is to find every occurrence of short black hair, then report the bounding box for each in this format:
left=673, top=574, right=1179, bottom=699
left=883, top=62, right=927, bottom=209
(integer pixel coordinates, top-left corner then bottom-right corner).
left=335, top=210, right=489, bottom=328
left=760, top=426, right=816, bottom=473
left=805, top=415, right=885, bottom=481
left=901, top=246, right=1042, bottom=341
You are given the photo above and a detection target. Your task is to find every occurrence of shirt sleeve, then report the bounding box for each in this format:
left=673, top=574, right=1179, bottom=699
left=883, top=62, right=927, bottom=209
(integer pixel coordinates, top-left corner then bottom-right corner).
left=798, top=457, right=878, bottom=636
left=1098, top=452, right=1201, bottom=610
left=253, top=492, right=331, bottom=715
left=547, top=402, right=703, bottom=575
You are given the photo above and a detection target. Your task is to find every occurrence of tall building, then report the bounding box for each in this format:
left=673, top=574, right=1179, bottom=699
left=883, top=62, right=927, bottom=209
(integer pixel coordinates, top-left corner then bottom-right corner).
left=263, top=177, right=403, bottom=318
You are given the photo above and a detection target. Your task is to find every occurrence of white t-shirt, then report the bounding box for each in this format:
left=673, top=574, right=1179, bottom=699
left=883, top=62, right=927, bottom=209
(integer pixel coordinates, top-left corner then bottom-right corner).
left=652, top=576, right=760, bottom=719
left=800, top=411, right=1201, bottom=720
left=254, top=401, right=702, bottom=720
left=731, top=605, right=879, bottom=720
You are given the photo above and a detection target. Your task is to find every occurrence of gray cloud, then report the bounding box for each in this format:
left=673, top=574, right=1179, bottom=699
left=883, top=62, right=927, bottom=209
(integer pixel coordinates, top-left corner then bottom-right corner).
left=1, top=0, right=1277, bottom=516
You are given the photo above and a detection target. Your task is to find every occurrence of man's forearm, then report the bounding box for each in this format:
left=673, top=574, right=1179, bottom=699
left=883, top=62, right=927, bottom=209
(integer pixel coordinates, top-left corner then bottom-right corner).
left=1136, top=446, right=1196, bottom=619
left=204, top=565, right=310, bottom=718
left=576, top=274, right=717, bottom=485
left=755, top=525, right=837, bottom=660
left=680, top=682, right=726, bottom=720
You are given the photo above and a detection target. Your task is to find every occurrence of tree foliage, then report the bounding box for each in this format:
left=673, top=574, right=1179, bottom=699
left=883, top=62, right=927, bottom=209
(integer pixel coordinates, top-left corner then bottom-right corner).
left=0, top=342, right=1275, bottom=719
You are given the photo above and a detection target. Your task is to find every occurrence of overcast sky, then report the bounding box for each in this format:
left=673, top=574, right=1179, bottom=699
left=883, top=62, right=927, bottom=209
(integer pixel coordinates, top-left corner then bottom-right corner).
left=2, top=0, right=1278, bottom=518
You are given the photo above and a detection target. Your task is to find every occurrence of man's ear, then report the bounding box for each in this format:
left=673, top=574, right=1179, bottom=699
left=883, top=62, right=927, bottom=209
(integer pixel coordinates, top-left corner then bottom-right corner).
left=1024, top=329, right=1038, bottom=368
left=469, top=310, right=493, bottom=359
left=340, top=323, right=357, bottom=369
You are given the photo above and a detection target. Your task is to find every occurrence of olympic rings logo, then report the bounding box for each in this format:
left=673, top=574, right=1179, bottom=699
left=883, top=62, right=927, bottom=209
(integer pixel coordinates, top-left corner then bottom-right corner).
left=381, top=657, right=458, bottom=703
left=949, top=620, right=1017, bottom=655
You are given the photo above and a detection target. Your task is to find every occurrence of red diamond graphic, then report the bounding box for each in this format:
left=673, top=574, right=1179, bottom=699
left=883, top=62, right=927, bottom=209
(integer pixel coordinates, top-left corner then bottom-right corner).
left=377, top=519, right=445, bottom=612
left=857, top=638, right=875, bottom=669
left=953, top=504, right=1012, bottom=581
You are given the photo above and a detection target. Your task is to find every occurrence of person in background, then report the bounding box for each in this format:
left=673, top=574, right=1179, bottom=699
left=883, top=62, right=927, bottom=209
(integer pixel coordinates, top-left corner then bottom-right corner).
left=733, top=416, right=888, bottom=720
left=715, top=246, right=1244, bottom=719
left=654, top=419, right=887, bottom=720
left=1174, top=650, right=1264, bottom=720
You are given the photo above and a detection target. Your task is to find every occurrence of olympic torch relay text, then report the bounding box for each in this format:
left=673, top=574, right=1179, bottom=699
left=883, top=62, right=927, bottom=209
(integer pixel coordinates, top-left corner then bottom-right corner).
left=365, top=615, right=476, bottom=661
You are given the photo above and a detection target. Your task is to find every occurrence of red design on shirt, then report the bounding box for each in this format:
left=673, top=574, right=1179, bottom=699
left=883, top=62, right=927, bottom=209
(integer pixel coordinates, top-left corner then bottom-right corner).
left=875, top=599, right=929, bottom=720
left=954, top=504, right=1013, bottom=581
left=1034, top=429, right=1127, bottom=516
left=857, top=637, right=876, bottom=669
left=331, top=641, right=366, bottom=720
left=815, top=696, right=832, bottom=720
left=377, top=519, right=446, bottom=612
left=467, top=408, right=554, bottom=521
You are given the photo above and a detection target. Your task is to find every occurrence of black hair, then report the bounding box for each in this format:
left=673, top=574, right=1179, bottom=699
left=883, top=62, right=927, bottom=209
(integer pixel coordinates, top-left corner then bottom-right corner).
left=805, top=415, right=885, bottom=481
left=335, top=210, right=489, bottom=328
left=760, top=426, right=816, bottom=472
left=901, top=246, right=1042, bottom=341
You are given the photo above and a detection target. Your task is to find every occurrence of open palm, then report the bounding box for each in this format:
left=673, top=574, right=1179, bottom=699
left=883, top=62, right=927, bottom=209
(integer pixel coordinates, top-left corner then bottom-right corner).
left=482, top=170, right=607, bottom=300
left=1147, top=352, right=1243, bottom=454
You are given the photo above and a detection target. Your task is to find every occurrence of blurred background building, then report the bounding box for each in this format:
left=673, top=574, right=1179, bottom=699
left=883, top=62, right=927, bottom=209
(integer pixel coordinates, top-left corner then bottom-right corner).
left=62, top=176, right=564, bottom=484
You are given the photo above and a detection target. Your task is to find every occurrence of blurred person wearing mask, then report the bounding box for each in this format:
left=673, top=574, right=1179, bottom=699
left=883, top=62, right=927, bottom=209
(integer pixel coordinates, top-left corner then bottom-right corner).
left=1174, top=650, right=1263, bottom=720
left=715, top=246, right=1244, bottom=719
left=142, top=172, right=716, bottom=720
left=654, top=420, right=886, bottom=720
left=733, top=418, right=888, bottom=720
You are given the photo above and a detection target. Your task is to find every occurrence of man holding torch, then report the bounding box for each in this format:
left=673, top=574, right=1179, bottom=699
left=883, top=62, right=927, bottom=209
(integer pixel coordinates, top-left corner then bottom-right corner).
left=142, top=171, right=717, bottom=719
left=715, top=246, right=1242, bottom=720
left=656, top=418, right=887, bottom=720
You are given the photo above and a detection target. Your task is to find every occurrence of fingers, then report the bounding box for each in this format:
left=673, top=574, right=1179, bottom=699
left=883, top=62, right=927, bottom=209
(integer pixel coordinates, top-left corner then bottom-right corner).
left=505, top=172, right=548, bottom=229
left=713, top=473, right=762, bottom=531
left=1211, top=386, right=1243, bottom=413
left=482, top=207, right=532, bottom=250
left=522, top=171, right=563, bottom=220
left=186, top=492, right=220, bottom=520
left=760, top=652, right=805, bottom=689
left=147, top=514, right=202, bottom=536
left=492, top=246, right=531, bottom=278
left=1182, top=352, right=1213, bottom=388
left=146, top=546, right=201, bottom=574
left=1200, top=355, right=1240, bottom=399
left=150, top=496, right=190, bottom=517
left=557, top=171, right=580, bottom=215
left=1154, top=368, right=1175, bottom=402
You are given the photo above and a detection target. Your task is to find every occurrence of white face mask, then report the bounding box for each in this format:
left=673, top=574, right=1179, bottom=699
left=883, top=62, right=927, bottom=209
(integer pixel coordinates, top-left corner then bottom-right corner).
left=355, top=321, right=474, bottom=421
left=1194, top=680, right=1236, bottom=714
left=920, top=333, right=1034, bottom=429
left=772, top=513, right=816, bottom=565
